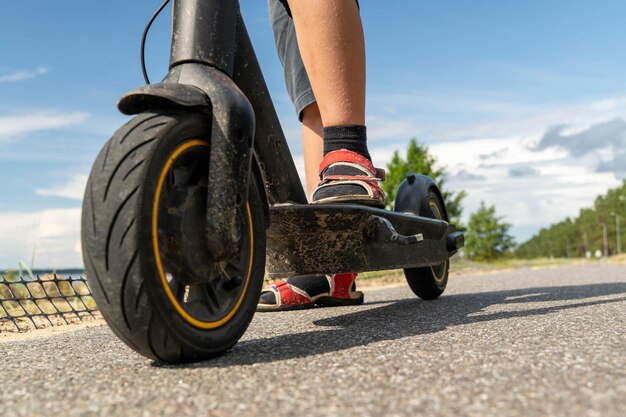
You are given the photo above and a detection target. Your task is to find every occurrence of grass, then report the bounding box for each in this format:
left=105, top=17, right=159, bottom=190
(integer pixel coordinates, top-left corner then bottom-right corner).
left=477, top=256, right=586, bottom=269
left=606, top=253, right=626, bottom=265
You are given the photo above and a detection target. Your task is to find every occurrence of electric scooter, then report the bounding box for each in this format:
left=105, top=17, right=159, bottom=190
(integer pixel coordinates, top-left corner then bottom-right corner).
left=81, top=0, right=464, bottom=363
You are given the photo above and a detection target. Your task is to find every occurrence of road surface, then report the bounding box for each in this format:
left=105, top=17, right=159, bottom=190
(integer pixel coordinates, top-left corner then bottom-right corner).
left=2, top=264, right=625, bottom=417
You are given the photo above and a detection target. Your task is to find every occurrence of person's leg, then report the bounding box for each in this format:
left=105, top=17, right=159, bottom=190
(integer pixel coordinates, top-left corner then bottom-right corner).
left=301, top=102, right=324, bottom=199
left=268, top=0, right=322, bottom=199
left=286, top=0, right=384, bottom=207
left=287, top=0, right=365, bottom=128
left=258, top=98, right=363, bottom=312
left=259, top=0, right=362, bottom=312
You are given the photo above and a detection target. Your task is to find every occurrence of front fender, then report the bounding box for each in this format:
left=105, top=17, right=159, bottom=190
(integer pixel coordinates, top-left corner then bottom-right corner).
left=117, top=82, right=211, bottom=115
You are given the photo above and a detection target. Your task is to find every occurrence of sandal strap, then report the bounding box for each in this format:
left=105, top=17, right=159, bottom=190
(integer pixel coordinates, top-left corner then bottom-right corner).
left=262, top=280, right=312, bottom=307
left=314, top=180, right=377, bottom=198
left=314, top=178, right=385, bottom=201
left=328, top=273, right=358, bottom=299
left=321, top=175, right=383, bottom=182
left=319, top=150, right=384, bottom=177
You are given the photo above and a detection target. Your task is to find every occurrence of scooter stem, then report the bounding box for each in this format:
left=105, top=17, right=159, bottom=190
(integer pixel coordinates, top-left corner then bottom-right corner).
left=170, top=0, right=237, bottom=76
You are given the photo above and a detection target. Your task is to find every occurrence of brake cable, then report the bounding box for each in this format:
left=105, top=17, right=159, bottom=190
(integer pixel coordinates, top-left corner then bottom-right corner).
left=141, top=0, right=172, bottom=85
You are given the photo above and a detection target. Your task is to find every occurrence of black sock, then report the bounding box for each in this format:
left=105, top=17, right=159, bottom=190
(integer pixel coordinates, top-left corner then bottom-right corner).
left=323, top=125, right=371, bottom=160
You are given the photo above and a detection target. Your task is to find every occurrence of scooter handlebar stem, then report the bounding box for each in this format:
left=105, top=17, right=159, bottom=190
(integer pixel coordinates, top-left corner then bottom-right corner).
left=170, top=0, right=239, bottom=76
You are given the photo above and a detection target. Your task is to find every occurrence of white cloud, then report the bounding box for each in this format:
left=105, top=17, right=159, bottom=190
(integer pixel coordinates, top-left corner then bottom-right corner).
left=443, top=95, right=626, bottom=141
left=369, top=88, right=531, bottom=118
left=0, top=111, right=89, bottom=139
left=428, top=133, right=622, bottom=239
left=0, top=208, right=82, bottom=270
left=361, top=94, right=626, bottom=241
left=0, top=66, right=48, bottom=83
left=367, top=89, right=626, bottom=143
left=367, top=115, right=421, bottom=143
left=36, top=174, right=88, bottom=200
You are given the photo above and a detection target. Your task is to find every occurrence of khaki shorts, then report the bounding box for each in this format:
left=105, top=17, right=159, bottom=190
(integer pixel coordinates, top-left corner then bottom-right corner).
left=268, top=0, right=315, bottom=121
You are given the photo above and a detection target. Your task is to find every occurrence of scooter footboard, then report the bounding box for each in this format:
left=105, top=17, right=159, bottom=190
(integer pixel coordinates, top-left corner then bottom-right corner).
left=266, top=204, right=463, bottom=277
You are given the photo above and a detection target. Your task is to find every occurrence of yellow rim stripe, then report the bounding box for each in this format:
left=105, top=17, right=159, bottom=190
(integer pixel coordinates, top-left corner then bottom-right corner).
left=152, top=139, right=253, bottom=329
left=429, top=200, right=447, bottom=283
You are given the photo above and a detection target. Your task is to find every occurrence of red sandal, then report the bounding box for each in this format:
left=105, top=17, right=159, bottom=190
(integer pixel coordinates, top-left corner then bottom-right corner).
left=311, top=149, right=385, bottom=207
left=257, top=273, right=364, bottom=312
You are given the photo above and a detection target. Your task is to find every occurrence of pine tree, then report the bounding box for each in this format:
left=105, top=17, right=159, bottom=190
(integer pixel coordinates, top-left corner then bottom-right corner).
left=465, top=202, right=516, bottom=261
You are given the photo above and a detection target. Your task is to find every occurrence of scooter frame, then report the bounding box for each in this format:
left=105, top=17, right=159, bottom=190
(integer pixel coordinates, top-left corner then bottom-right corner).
left=118, top=0, right=463, bottom=278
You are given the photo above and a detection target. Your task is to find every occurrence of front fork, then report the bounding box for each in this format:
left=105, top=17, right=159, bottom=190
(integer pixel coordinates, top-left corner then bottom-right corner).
left=168, top=0, right=254, bottom=261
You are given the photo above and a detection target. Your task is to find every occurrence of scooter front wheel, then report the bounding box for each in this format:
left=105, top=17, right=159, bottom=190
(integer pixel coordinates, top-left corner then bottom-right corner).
left=81, top=111, right=266, bottom=363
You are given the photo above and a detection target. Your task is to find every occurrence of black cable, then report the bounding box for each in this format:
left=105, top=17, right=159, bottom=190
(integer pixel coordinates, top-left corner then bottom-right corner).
left=141, top=0, right=172, bottom=85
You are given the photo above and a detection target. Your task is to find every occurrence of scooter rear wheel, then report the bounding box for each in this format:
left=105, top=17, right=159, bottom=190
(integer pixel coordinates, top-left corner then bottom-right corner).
left=81, top=111, right=266, bottom=363
left=394, top=176, right=449, bottom=300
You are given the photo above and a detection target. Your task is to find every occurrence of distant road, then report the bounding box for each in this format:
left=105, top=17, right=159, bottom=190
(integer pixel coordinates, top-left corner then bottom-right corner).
left=3, top=264, right=625, bottom=417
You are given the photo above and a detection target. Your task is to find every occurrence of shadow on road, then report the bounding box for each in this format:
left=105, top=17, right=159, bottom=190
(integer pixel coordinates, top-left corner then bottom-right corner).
left=168, top=282, right=626, bottom=369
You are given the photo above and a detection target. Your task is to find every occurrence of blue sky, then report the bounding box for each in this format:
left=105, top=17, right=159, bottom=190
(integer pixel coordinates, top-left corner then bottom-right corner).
left=2, top=1, right=626, bottom=268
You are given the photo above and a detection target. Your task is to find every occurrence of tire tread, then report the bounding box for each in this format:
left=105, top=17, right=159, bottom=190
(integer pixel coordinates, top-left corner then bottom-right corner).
left=82, top=111, right=266, bottom=363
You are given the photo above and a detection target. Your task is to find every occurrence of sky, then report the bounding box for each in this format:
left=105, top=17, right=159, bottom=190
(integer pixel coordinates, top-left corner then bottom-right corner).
left=1, top=1, right=626, bottom=269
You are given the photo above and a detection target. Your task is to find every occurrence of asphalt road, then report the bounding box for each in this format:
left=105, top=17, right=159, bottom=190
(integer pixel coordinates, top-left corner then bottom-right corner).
left=2, top=264, right=625, bottom=417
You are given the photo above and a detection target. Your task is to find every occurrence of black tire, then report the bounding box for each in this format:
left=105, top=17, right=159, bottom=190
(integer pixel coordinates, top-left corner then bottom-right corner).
left=401, top=189, right=449, bottom=300
left=81, top=111, right=266, bottom=363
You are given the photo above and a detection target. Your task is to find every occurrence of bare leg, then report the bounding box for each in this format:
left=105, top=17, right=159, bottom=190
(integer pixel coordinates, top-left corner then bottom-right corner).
left=258, top=1, right=368, bottom=311
left=288, top=0, right=366, bottom=127
left=301, top=102, right=324, bottom=199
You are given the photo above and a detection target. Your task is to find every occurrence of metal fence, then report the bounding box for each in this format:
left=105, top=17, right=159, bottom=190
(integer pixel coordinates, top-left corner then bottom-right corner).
left=0, top=274, right=100, bottom=333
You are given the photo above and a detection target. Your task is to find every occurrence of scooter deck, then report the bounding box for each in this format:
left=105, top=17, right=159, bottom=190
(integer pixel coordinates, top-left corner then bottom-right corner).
left=266, top=203, right=463, bottom=277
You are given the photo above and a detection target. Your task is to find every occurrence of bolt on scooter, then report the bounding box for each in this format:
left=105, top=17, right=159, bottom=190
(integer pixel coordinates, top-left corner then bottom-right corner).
left=81, top=0, right=464, bottom=363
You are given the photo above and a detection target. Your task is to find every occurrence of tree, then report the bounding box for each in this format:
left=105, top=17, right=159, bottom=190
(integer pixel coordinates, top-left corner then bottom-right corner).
left=383, top=138, right=466, bottom=227
left=515, top=179, right=626, bottom=259
left=465, top=202, right=515, bottom=261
